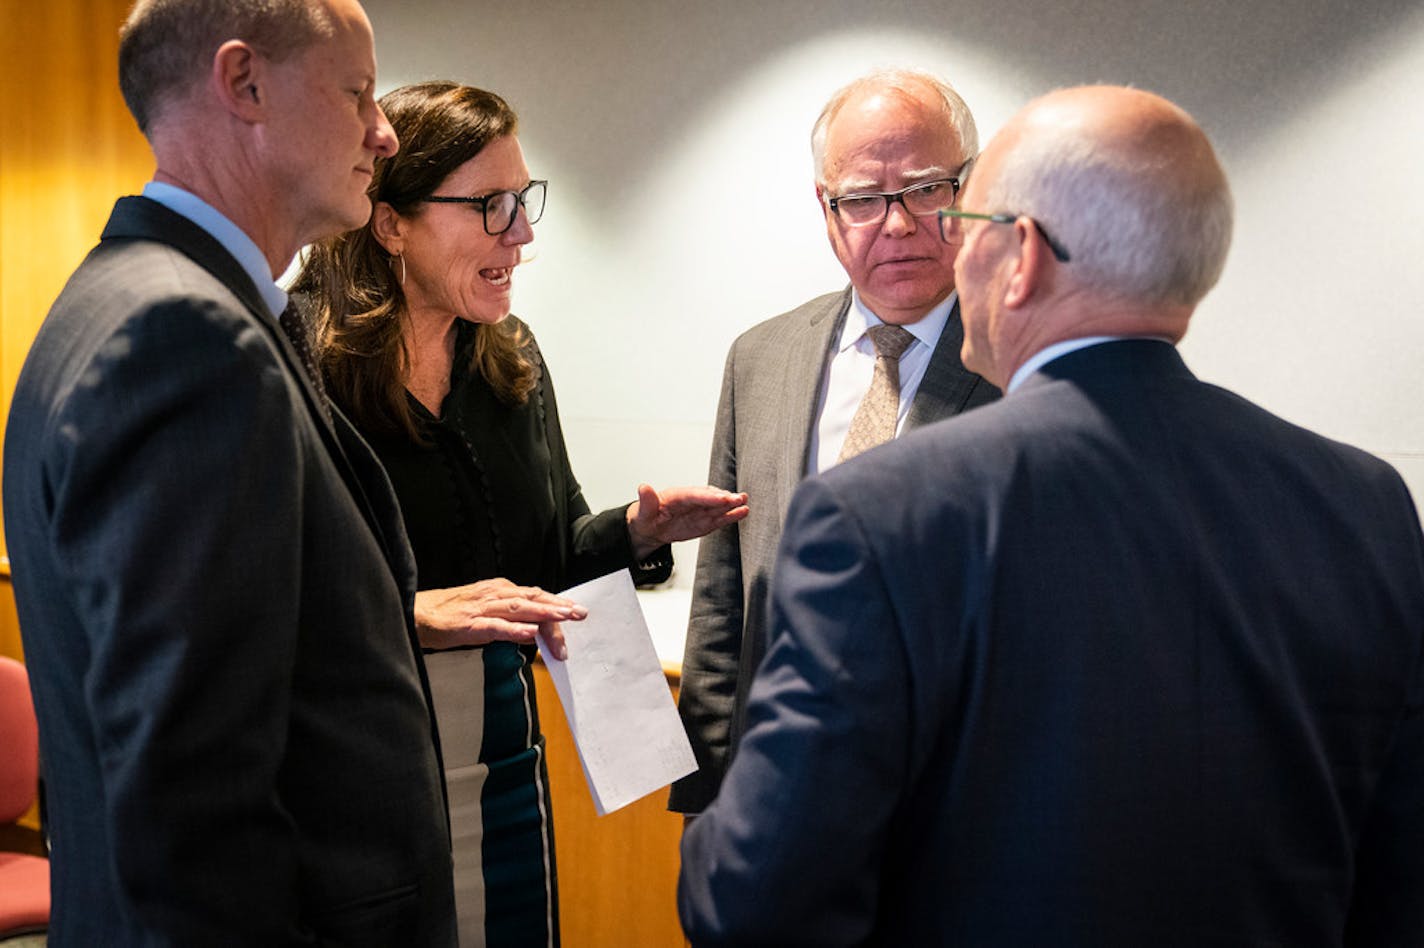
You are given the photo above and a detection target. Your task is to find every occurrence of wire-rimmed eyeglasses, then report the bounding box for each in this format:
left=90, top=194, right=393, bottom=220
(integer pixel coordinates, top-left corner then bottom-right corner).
left=938, top=208, right=1072, bottom=263
left=825, top=177, right=963, bottom=227
left=423, top=180, right=548, bottom=236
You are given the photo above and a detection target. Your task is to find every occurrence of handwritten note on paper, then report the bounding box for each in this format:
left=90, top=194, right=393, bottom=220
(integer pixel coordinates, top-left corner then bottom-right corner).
left=537, top=569, right=697, bottom=815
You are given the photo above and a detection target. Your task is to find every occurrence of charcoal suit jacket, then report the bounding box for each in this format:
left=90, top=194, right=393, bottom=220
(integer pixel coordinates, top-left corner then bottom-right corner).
left=3, top=197, right=457, bottom=946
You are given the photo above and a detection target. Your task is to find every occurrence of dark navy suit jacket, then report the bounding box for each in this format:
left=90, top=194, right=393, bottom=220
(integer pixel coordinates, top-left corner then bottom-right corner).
left=679, top=339, right=1424, bottom=946
left=3, top=197, right=456, bottom=945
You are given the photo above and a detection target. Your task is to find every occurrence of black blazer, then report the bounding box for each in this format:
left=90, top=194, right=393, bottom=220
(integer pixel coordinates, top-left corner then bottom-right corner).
left=3, top=197, right=456, bottom=945
left=680, top=340, right=1424, bottom=946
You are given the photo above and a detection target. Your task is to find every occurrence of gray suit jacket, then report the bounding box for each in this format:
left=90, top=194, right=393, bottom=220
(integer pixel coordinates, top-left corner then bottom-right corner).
left=3, top=197, right=456, bottom=945
left=671, top=287, right=999, bottom=812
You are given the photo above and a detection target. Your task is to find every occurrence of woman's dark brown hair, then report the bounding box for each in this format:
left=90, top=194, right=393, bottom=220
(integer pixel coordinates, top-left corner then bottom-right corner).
left=294, top=81, right=536, bottom=441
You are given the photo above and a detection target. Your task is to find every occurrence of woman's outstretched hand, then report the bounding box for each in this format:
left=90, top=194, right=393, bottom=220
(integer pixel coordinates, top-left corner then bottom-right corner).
left=414, top=578, right=586, bottom=659
left=626, top=484, right=750, bottom=560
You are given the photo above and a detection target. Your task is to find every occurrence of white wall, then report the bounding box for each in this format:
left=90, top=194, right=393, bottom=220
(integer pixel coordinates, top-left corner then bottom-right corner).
left=364, top=0, right=1424, bottom=599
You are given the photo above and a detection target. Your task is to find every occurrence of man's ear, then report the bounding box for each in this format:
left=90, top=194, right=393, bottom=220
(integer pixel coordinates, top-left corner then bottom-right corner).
left=211, top=39, right=264, bottom=122
left=1003, top=216, right=1047, bottom=309
left=371, top=202, right=405, bottom=255
left=815, top=183, right=831, bottom=226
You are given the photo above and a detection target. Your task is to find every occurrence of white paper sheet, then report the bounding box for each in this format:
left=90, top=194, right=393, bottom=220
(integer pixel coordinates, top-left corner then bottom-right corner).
left=538, top=569, right=697, bottom=814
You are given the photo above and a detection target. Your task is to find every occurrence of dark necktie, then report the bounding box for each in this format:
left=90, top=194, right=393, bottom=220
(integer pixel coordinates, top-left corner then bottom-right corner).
left=837, top=323, right=916, bottom=463
left=278, top=303, right=332, bottom=425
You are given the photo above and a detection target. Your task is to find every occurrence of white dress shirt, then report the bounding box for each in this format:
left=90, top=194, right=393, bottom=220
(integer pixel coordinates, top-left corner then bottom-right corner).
left=808, top=289, right=955, bottom=475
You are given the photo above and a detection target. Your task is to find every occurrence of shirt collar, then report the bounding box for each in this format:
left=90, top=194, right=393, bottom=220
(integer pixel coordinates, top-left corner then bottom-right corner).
left=1008, top=335, right=1176, bottom=393
left=839, top=288, right=957, bottom=354
left=142, top=181, right=288, bottom=319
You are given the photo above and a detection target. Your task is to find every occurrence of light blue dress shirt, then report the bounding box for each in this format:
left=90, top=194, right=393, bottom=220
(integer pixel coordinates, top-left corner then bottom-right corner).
left=142, top=180, right=288, bottom=319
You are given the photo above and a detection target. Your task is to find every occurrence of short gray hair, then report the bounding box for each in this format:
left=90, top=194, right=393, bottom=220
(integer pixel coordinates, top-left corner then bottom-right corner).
left=811, top=68, right=978, bottom=184
left=983, top=112, right=1234, bottom=307
left=119, top=0, right=333, bottom=136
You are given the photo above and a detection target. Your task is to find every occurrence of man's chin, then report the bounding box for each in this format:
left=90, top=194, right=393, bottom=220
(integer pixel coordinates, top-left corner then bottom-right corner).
left=960, top=341, right=1001, bottom=389
left=342, top=198, right=376, bottom=231
left=323, top=196, right=375, bottom=236
left=862, top=284, right=953, bottom=322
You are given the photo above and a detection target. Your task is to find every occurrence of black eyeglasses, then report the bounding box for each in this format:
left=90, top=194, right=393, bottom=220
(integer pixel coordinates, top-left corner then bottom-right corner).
left=825, top=177, right=963, bottom=227
left=423, top=180, right=547, bottom=235
left=938, top=208, right=1072, bottom=263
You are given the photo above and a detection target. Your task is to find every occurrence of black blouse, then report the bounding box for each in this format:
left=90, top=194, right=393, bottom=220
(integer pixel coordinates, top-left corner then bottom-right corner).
left=358, top=317, right=671, bottom=595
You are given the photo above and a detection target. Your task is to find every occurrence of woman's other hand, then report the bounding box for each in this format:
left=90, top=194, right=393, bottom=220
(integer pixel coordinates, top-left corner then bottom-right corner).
left=415, top=578, right=586, bottom=659
left=626, top=484, right=750, bottom=560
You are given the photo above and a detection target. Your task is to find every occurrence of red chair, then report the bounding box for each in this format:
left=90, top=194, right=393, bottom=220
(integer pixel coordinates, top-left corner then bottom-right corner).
left=0, top=655, right=48, bottom=939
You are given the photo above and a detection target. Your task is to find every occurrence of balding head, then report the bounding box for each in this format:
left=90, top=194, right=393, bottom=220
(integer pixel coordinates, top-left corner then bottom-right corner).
left=951, top=86, right=1233, bottom=388
left=811, top=69, right=978, bottom=185
left=978, top=85, right=1233, bottom=309
left=119, top=0, right=336, bottom=137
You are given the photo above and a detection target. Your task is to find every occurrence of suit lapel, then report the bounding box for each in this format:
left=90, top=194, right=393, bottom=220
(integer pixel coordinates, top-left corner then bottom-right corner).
left=100, top=197, right=404, bottom=573
left=906, top=297, right=980, bottom=430
left=104, top=199, right=342, bottom=442
left=776, top=288, right=851, bottom=520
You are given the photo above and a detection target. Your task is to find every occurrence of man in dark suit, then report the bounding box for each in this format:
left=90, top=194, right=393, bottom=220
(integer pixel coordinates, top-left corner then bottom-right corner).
left=2, top=1, right=457, bottom=943
left=679, top=85, right=1424, bottom=946
left=672, top=69, right=999, bottom=813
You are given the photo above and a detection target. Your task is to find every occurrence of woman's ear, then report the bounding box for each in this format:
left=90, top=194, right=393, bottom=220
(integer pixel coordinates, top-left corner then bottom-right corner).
left=371, top=202, right=404, bottom=255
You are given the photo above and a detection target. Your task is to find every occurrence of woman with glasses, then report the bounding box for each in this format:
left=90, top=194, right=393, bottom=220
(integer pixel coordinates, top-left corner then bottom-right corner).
left=294, top=81, right=745, bottom=947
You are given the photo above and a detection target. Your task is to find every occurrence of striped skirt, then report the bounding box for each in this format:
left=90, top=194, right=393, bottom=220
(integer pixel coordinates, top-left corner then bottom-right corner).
left=426, top=645, right=560, bottom=947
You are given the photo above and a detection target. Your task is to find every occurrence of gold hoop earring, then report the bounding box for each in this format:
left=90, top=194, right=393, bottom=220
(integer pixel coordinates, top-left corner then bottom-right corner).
left=392, top=254, right=406, bottom=286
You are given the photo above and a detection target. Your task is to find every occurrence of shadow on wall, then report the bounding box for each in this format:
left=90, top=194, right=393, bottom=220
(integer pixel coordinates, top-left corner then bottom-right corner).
left=367, top=0, right=1421, bottom=196
left=359, top=0, right=1424, bottom=514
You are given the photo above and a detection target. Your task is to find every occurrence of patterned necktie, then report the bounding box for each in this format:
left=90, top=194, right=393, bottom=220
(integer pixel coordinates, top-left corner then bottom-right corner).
left=837, top=323, right=916, bottom=463
left=278, top=303, right=333, bottom=425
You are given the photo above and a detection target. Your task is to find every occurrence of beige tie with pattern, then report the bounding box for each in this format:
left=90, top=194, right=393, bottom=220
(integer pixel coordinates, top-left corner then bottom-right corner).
left=837, top=323, right=916, bottom=463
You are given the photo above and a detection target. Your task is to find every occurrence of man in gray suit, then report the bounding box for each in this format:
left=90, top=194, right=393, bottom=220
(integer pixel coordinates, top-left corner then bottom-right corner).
left=3, top=1, right=456, bottom=943
left=671, top=68, right=999, bottom=813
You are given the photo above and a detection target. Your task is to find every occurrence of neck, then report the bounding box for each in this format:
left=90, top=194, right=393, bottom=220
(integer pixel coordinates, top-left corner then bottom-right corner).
left=400, top=308, right=460, bottom=416
left=154, top=145, right=298, bottom=277
left=404, top=307, right=459, bottom=375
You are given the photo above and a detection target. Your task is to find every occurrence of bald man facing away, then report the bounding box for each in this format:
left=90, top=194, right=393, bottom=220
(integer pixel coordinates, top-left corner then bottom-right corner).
left=678, top=85, right=1424, bottom=947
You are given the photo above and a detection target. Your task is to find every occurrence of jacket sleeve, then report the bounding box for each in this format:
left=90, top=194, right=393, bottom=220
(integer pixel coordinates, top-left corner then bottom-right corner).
left=47, top=298, right=314, bottom=944
left=1343, top=511, right=1424, bottom=946
left=678, top=474, right=911, bottom=946
left=670, top=343, right=744, bottom=813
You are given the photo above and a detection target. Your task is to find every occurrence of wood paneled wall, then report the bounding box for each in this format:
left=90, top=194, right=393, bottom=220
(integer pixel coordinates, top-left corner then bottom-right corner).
left=534, top=663, right=690, bottom=947
left=0, top=566, right=20, bottom=663
left=0, top=0, right=154, bottom=559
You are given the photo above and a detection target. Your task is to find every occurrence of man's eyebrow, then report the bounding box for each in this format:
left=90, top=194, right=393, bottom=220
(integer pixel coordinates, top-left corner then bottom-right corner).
left=832, top=176, right=881, bottom=193
left=833, top=166, right=956, bottom=193
left=901, top=166, right=954, bottom=182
